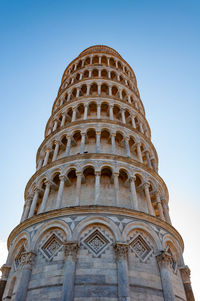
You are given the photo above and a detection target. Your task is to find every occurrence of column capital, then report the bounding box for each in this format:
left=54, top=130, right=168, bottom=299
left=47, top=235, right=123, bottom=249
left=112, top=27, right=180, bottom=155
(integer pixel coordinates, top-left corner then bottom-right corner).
left=63, top=241, right=79, bottom=260
left=76, top=171, right=82, bottom=177
left=27, top=193, right=34, bottom=202
left=53, top=140, right=60, bottom=146
left=21, top=251, right=36, bottom=270
left=111, top=132, right=116, bottom=137
left=59, top=175, right=67, bottom=182
left=179, top=265, right=191, bottom=284
left=143, top=181, right=150, bottom=189
left=114, top=242, right=129, bottom=261
left=96, top=131, right=101, bottom=135
left=130, top=175, right=136, bottom=182
left=33, top=186, right=43, bottom=194
left=95, top=170, right=101, bottom=176
left=45, top=146, right=51, bottom=152
left=67, top=134, right=72, bottom=139
left=136, top=141, right=141, bottom=146
left=156, top=251, right=171, bottom=268
left=0, top=264, right=11, bottom=280
left=113, top=171, right=119, bottom=177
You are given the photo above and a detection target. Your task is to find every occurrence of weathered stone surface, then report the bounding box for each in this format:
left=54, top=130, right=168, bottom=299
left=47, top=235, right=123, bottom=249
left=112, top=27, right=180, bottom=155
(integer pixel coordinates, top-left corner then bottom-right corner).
left=1, top=45, right=194, bottom=301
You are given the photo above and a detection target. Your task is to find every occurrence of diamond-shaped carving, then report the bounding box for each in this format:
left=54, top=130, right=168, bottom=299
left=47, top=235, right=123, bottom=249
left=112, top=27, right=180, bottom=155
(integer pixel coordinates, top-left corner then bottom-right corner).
left=82, top=229, right=111, bottom=257
left=14, top=245, right=26, bottom=268
left=40, top=233, right=62, bottom=260
left=130, top=234, right=152, bottom=262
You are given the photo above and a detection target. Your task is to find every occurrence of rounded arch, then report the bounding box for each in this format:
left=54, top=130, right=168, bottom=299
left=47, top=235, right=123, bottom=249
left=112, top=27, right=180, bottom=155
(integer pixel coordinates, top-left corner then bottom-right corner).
left=32, top=220, right=72, bottom=251
left=7, top=231, right=30, bottom=265
left=122, top=222, right=162, bottom=250
left=162, top=233, right=184, bottom=266
left=49, top=168, right=62, bottom=180
left=72, top=216, right=122, bottom=241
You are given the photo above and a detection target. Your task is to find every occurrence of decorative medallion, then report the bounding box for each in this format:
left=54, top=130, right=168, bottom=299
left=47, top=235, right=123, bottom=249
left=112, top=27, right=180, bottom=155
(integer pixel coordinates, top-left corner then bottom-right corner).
left=130, top=234, right=153, bottom=262
left=82, top=229, right=111, bottom=257
left=40, top=233, right=63, bottom=260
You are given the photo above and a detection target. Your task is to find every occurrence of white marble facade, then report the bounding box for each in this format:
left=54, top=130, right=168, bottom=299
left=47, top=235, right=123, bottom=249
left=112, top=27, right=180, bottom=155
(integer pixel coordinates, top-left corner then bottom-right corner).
left=0, top=45, right=195, bottom=301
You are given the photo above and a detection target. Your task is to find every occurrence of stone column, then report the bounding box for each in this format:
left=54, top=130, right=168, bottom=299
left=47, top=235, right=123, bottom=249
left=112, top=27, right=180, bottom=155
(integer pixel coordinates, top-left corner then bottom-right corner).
left=145, top=150, right=152, bottom=168
left=67, top=93, right=71, bottom=102
left=37, top=158, right=43, bottom=170
left=72, top=107, right=77, bottom=122
left=108, top=85, right=112, bottom=96
left=144, top=183, right=155, bottom=215
left=97, top=103, right=101, bottom=119
left=56, top=175, right=66, bottom=209
left=136, top=142, right=143, bottom=163
left=60, top=97, right=64, bottom=106
left=179, top=265, right=195, bottom=301
left=130, top=176, right=138, bottom=210
left=75, top=172, right=82, bottom=205
left=61, top=114, right=66, bottom=127
left=86, top=84, right=90, bottom=96
left=53, top=120, right=58, bottom=131
left=96, top=131, right=101, bottom=153
left=114, top=172, right=119, bottom=206
left=119, top=89, right=122, bottom=100
left=94, top=171, right=101, bottom=205
left=76, top=88, right=80, bottom=98
left=83, top=104, right=88, bottom=120
left=0, top=265, right=11, bottom=301
left=151, top=157, right=157, bottom=171
left=139, top=122, right=144, bottom=134
left=114, top=243, right=130, bottom=301
left=28, top=188, right=41, bottom=218
left=52, top=141, right=60, bottom=162
left=43, top=148, right=50, bottom=166
left=109, top=104, right=114, bottom=120
left=125, top=137, right=131, bottom=157
left=98, top=84, right=101, bottom=95
left=39, top=181, right=51, bottom=213
left=121, top=108, right=126, bottom=124
left=80, top=132, right=86, bottom=154
left=161, top=199, right=172, bottom=224
left=15, top=251, right=36, bottom=301
left=131, top=116, right=136, bottom=128
left=65, top=135, right=72, bottom=156
left=21, top=196, right=33, bottom=221
left=155, top=192, right=165, bottom=220
left=61, top=242, right=79, bottom=301
left=156, top=251, right=175, bottom=301
left=111, top=133, right=116, bottom=154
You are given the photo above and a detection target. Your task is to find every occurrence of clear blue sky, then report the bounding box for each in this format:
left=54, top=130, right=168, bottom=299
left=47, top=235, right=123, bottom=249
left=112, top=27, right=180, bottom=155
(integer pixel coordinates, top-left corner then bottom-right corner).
left=0, top=0, right=200, bottom=298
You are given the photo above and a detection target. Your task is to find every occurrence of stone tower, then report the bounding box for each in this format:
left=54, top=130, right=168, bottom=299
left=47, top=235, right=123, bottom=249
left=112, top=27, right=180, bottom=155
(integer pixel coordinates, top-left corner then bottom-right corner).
left=0, top=45, right=195, bottom=301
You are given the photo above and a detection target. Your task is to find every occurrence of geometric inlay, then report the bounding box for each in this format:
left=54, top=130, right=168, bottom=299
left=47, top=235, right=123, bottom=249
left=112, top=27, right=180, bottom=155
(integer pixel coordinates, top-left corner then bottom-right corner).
left=82, top=229, right=111, bottom=257
left=130, top=234, right=153, bottom=262
left=14, top=245, right=26, bottom=268
left=40, top=233, right=63, bottom=261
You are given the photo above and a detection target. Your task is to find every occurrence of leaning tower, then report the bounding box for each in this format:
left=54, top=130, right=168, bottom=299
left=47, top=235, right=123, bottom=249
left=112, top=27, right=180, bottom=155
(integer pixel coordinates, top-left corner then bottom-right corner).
left=0, top=45, right=195, bottom=301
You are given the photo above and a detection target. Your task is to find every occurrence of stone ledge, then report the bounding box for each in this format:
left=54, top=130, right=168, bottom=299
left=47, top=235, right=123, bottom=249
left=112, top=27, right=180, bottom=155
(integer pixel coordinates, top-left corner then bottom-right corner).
left=8, top=206, right=183, bottom=251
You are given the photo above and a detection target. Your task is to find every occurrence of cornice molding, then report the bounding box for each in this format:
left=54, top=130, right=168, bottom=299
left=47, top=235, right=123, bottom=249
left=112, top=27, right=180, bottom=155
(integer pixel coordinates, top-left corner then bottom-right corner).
left=7, top=205, right=183, bottom=251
